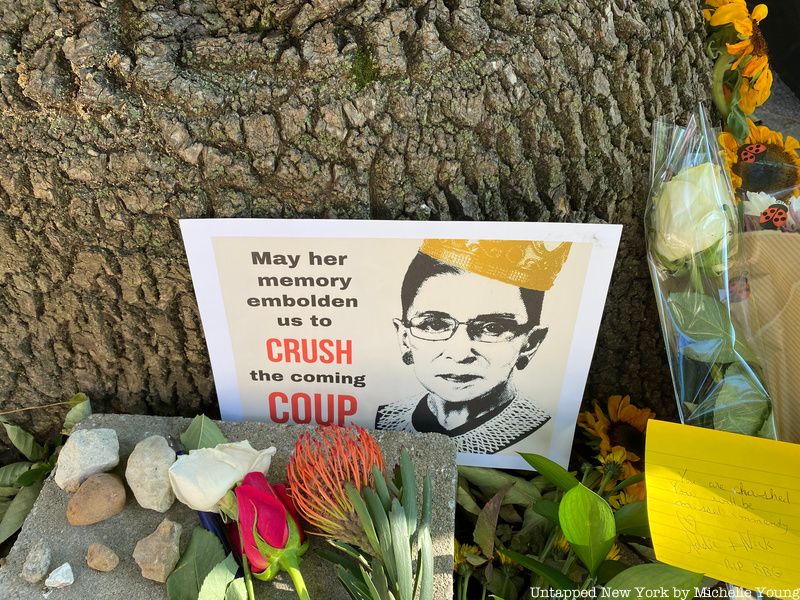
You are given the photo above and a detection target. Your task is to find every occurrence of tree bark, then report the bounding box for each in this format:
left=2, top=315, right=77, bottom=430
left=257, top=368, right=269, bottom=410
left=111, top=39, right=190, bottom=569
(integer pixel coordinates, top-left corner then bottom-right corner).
left=0, top=0, right=711, bottom=443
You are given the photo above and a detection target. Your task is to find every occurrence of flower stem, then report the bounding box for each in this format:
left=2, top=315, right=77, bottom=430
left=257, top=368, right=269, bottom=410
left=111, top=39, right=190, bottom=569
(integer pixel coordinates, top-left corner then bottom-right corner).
left=0, top=401, right=72, bottom=417
left=283, top=559, right=311, bottom=600
left=712, top=53, right=735, bottom=119
left=242, top=555, right=256, bottom=600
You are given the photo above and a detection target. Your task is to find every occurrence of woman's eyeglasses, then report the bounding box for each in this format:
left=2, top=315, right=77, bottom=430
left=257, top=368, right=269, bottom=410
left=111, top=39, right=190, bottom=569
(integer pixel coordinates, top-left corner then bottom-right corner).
left=404, top=315, right=530, bottom=342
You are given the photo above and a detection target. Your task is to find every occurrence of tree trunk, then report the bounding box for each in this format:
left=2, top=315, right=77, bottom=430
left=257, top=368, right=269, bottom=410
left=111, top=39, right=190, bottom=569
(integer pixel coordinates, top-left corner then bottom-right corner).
left=0, top=0, right=711, bottom=444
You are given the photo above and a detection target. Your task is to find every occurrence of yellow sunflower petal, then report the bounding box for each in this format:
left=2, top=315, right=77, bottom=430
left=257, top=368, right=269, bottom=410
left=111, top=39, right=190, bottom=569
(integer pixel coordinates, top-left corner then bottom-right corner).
left=607, top=395, right=625, bottom=422
left=751, top=4, right=768, bottom=22
left=741, top=54, right=768, bottom=78
left=709, top=3, right=750, bottom=28
left=739, top=79, right=757, bottom=114
left=785, top=136, right=800, bottom=155
left=726, top=39, right=752, bottom=55
left=719, top=131, right=740, bottom=156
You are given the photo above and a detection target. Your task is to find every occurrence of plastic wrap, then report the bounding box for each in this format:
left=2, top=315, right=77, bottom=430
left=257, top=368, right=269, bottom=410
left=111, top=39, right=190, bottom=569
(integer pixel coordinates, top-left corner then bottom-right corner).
left=645, top=104, right=775, bottom=440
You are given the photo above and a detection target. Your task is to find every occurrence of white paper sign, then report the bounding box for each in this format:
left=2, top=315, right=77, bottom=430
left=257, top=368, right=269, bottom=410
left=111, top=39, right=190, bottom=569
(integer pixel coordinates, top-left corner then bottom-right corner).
left=180, top=219, right=621, bottom=469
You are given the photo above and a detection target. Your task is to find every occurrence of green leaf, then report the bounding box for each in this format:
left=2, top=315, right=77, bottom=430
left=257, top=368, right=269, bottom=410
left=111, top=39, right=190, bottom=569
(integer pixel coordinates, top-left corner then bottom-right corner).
left=364, top=488, right=396, bottom=582
left=372, top=556, right=391, bottom=600
left=336, top=564, right=373, bottom=600
left=0, top=419, right=46, bottom=462
left=0, top=462, right=32, bottom=487
left=224, top=578, right=248, bottom=600
left=458, top=466, right=541, bottom=505
left=518, top=454, right=578, bottom=492
left=558, top=484, right=616, bottom=576
left=416, top=477, right=433, bottom=600
left=0, top=487, right=19, bottom=497
left=605, top=563, right=704, bottom=597
left=62, top=396, right=92, bottom=436
left=666, top=292, right=755, bottom=364
left=372, top=466, right=391, bottom=512
left=180, top=415, right=228, bottom=451
left=713, top=365, right=770, bottom=435
left=456, top=479, right=481, bottom=516
left=198, top=554, right=238, bottom=600
left=497, top=549, right=575, bottom=590
left=388, top=499, right=413, bottom=600
left=15, top=465, right=51, bottom=487
left=167, top=528, right=226, bottom=600
left=596, top=559, right=630, bottom=585
left=486, top=565, right=520, bottom=600
left=0, top=498, right=10, bottom=522
left=399, top=450, right=417, bottom=539
left=611, top=473, right=645, bottom=493
left=0, top=480, right=43, bottom=544
left=474, top=486, right=508, bottom=558
left=613, top=500, right=650, bottom=538
left=346, top=483, right=381, bottom=557
left=532, top=498, right=559, bottom=525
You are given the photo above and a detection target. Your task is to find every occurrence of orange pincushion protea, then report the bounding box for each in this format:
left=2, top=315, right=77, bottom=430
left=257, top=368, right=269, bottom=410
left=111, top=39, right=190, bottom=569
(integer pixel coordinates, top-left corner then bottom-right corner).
left=287, top=425, right=384, bottom=551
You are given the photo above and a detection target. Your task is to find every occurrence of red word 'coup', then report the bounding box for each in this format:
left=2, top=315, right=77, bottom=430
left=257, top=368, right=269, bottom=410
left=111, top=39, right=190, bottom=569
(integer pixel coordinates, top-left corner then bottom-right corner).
left=268, top=391, right=357, bottom=426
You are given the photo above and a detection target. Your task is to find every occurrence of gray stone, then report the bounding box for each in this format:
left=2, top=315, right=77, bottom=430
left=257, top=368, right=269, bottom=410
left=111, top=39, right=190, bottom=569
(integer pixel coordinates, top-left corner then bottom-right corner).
left=125, top=435, right=176, bottom=513
left=55, top=429, right=120, bottom=493
left=45, top=563, right=74, bottom=588
left=86, top=543, right=119, bottom=572
left=132, top=518, right=182, bottom=583
left=0, top=414, right=457, bottom=599
left=20, top=540, right=51, bottom=583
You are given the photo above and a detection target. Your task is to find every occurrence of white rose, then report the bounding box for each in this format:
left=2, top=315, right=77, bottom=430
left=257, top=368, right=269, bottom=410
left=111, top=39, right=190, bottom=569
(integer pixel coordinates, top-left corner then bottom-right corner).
left=653, top=163, right=734, bottom=263
left=168, top=441, right=276, bottom=512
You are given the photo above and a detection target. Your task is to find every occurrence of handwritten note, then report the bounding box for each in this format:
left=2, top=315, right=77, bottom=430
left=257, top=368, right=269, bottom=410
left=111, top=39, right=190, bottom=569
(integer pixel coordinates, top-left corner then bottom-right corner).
left=646, top=420, right=800, bottom=595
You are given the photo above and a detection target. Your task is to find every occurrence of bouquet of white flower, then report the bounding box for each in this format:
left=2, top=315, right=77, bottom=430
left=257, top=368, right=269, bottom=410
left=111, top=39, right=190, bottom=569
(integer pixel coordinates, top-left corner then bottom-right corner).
left=645, top=104, right=775, bottom=439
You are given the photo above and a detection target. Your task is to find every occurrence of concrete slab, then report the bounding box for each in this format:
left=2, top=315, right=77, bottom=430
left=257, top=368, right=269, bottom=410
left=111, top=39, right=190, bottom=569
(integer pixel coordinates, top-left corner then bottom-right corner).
left=0, top=414, right=457, bottom=600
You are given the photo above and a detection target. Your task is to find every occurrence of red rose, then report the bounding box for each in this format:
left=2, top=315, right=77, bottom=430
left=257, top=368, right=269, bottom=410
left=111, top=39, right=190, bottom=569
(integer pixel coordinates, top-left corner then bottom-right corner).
left=235, top=472, right=307, bottom=579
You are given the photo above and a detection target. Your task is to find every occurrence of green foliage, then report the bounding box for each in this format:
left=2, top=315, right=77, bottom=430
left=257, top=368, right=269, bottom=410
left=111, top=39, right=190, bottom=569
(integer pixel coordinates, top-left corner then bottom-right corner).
left=322, top=449, right=434, bottom=600
left=474, top=487, right=508, bottom=558
left=458, top=466, right=541, bottom=505
left=351, top=47, right=379, bottom=90
left=558, top=484, right=616, bottom=576
left=62, top=394, right=92, bottom=435
left=0, top=481, right=44, bottom=545
left=518, top=453, right=579, bottom=492
left=0, top=394, right=92, bottom=545
left=167, top=528, right=227, bottom=600
left=198, top=553, right=239, bottom=600
left=224, top=579, right=249, bottom=600
left=0, top=418, right=46, bottom=462
left=181, top=415, right=229, bottom=451
left=613, top=500, right=650, bottom=538
left=712, top=364, right=771, bottom=435
left=498, top=549, right=576, bottom=590
left=605, top=563, right=704, bottom=596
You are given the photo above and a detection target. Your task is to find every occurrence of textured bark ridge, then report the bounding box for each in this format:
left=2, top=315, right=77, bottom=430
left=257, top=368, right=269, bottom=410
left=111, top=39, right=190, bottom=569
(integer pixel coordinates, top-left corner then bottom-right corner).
left=0, top=0, right=710, bottom=440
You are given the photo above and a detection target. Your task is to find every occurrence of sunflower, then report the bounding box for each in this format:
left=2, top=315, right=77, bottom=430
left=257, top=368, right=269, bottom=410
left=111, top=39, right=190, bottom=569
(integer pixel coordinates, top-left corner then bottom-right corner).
left=719, top=120, right=800, bottom=197
left=605, top=544, right=621, bottom=562
left=705, top=0, right=767, bottom=41
left=608, top=490, right=637, bottom=510
left=453, top=540, right=482, bottom=573
left=705, top=0, right=772, bottom=117
left=596, top=446, right=639, bottom=484
left=578, top=395, right=655, bottom=464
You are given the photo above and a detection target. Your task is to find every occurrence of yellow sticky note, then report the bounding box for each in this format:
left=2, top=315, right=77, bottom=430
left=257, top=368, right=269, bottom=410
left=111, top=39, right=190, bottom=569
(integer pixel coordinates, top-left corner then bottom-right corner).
left=646, top=420, right=800, bottom=595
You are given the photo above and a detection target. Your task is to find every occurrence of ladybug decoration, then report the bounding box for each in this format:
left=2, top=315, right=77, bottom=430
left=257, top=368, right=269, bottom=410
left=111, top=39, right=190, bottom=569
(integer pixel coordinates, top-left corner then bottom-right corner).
left=739, top=143, right=767, bottom=163
left=728, top=276, right=751, bottom=302
left=759, top=203, right=789, bottom=230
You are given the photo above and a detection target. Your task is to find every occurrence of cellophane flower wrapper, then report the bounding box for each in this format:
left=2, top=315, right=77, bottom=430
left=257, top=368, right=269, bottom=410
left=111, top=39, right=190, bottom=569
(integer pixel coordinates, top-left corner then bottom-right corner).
left=730, top=132, right=800, bottom=442
left=645, top=104, right=775, bottom=440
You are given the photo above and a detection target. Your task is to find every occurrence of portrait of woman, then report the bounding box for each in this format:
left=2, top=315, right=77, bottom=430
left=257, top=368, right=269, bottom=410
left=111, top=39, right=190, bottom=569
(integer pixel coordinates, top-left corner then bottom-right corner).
left=375, top=239, right=572, bottom=455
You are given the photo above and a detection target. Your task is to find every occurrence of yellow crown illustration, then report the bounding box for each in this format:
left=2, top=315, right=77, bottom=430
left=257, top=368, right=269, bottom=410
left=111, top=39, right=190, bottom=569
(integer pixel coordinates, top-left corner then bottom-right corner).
left=419, top=239, right=572, bottom=291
